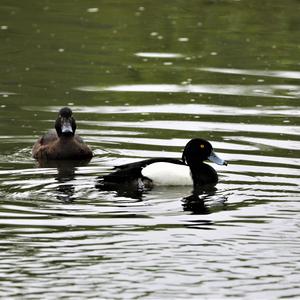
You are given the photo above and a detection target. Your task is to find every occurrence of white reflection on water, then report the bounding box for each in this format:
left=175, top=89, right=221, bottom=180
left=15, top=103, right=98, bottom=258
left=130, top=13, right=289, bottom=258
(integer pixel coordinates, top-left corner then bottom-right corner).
left=201, top=67, right=300, bottom=80
left=135, top=52, right=184, bottom=58
left=0, top=91, right=16, bottom=95
left=88, top=120, right=300, bottom=136
left=75, top=84, right=300, bottom=98
left=41, top=104, right=300, bottom=117
left=98, top=136, right=258, bottom=151
left=229, top=136, right=300, bottom=150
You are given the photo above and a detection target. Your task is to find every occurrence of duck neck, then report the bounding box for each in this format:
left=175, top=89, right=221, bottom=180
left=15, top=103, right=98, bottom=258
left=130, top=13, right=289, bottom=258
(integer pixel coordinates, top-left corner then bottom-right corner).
left=189, top=161, right=218, bottom=188
left=189, top=162, right=205, bottom=181
left=59, top=134, right=74, bottom=140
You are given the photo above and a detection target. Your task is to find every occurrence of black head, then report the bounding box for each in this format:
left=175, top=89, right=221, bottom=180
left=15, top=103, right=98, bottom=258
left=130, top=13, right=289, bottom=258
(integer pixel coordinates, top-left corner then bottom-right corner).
left=182, top=138, right=227, bottom=167
left=55, top=107, right=76, bottom=137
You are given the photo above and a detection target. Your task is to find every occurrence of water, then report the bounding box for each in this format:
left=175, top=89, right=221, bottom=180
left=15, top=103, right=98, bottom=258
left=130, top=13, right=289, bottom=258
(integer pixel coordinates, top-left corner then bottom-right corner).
left=0, top=0, right=300, bottom=299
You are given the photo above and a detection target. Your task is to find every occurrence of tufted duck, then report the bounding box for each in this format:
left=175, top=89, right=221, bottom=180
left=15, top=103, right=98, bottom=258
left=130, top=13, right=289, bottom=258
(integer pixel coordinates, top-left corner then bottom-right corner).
left=32, top=107, right=93, bottom=160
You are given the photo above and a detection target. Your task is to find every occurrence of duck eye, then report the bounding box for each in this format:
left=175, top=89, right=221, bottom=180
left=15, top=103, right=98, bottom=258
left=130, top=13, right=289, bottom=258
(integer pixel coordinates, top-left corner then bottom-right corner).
left=200, top=144, right=205, bottom=149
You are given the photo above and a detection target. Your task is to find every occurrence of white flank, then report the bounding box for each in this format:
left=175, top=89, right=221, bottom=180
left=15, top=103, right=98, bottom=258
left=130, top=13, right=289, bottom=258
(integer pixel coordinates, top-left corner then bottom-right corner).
left=141, top=162, right=192, bottom=186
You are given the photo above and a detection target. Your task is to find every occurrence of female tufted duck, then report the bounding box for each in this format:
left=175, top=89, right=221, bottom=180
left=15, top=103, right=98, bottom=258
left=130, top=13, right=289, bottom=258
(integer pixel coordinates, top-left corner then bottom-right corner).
left=98, top=138, right=227, bottom=190
left=32, top=107, right=93, bottom=160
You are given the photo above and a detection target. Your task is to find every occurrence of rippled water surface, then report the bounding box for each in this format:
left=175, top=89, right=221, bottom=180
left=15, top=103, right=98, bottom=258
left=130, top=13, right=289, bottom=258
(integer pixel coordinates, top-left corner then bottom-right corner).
left=1, top=1, right=300, bottom=299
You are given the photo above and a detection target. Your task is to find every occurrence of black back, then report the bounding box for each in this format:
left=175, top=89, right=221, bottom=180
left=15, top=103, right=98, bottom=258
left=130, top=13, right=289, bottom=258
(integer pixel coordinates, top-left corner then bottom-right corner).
left=102, top=157, right=184, bottom=183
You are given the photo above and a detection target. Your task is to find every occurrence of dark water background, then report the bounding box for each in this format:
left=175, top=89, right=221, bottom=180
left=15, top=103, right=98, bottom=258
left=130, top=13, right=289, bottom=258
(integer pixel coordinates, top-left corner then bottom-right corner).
left=0, top=0, right=299, bottom=299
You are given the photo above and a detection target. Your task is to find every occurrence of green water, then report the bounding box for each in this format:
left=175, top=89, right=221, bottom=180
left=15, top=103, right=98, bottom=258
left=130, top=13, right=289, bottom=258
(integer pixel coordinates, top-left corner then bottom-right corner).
left=0, top=1, right=299, bottom=299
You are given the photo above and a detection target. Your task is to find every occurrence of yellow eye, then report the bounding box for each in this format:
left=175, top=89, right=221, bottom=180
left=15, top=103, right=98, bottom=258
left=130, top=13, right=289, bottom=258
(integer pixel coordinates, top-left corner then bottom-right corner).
left=200, top=144, right=205, bottom=148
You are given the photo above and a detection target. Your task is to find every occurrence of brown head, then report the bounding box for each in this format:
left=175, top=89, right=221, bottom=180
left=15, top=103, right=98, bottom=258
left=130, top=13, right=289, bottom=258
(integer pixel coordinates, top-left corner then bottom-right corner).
left=55, top=107, right=77, bottom=137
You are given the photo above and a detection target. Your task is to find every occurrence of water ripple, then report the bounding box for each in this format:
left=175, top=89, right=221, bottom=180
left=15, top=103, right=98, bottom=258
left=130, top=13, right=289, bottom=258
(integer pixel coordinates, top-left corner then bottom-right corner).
left=75, top=84, right=300, bottom=99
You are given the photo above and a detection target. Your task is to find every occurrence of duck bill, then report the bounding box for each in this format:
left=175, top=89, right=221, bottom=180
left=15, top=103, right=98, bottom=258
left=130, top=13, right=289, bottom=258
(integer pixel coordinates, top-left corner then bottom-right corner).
left=61, top=119, right=73, bottom=136
left=208, top=151, right=227, bottom=166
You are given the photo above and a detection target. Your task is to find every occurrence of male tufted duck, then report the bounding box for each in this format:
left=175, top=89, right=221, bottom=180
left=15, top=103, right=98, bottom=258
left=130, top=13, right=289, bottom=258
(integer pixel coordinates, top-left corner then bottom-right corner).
left=32, top=107, right=93, bottom=160
left=98, top=138, right=227, bottom=190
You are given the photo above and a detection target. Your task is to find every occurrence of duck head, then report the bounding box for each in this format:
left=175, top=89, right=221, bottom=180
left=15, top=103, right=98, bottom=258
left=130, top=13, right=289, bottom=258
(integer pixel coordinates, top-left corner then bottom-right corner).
left=182, top=138, right=227, bottom=167
left=55, top=107, right=76, bottom=137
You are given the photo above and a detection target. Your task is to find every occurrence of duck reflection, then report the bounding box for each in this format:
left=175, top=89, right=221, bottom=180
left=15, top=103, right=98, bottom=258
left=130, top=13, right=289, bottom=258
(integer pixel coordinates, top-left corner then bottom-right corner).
left=36, top=159, right=91, bottom=202
left=182, top=186, right=227, bottom=214
left=95, top=179, right=148, bottom=201
left=96, top=179, right=227, bottom=213
left=182, top=193, right=209, bottom=214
